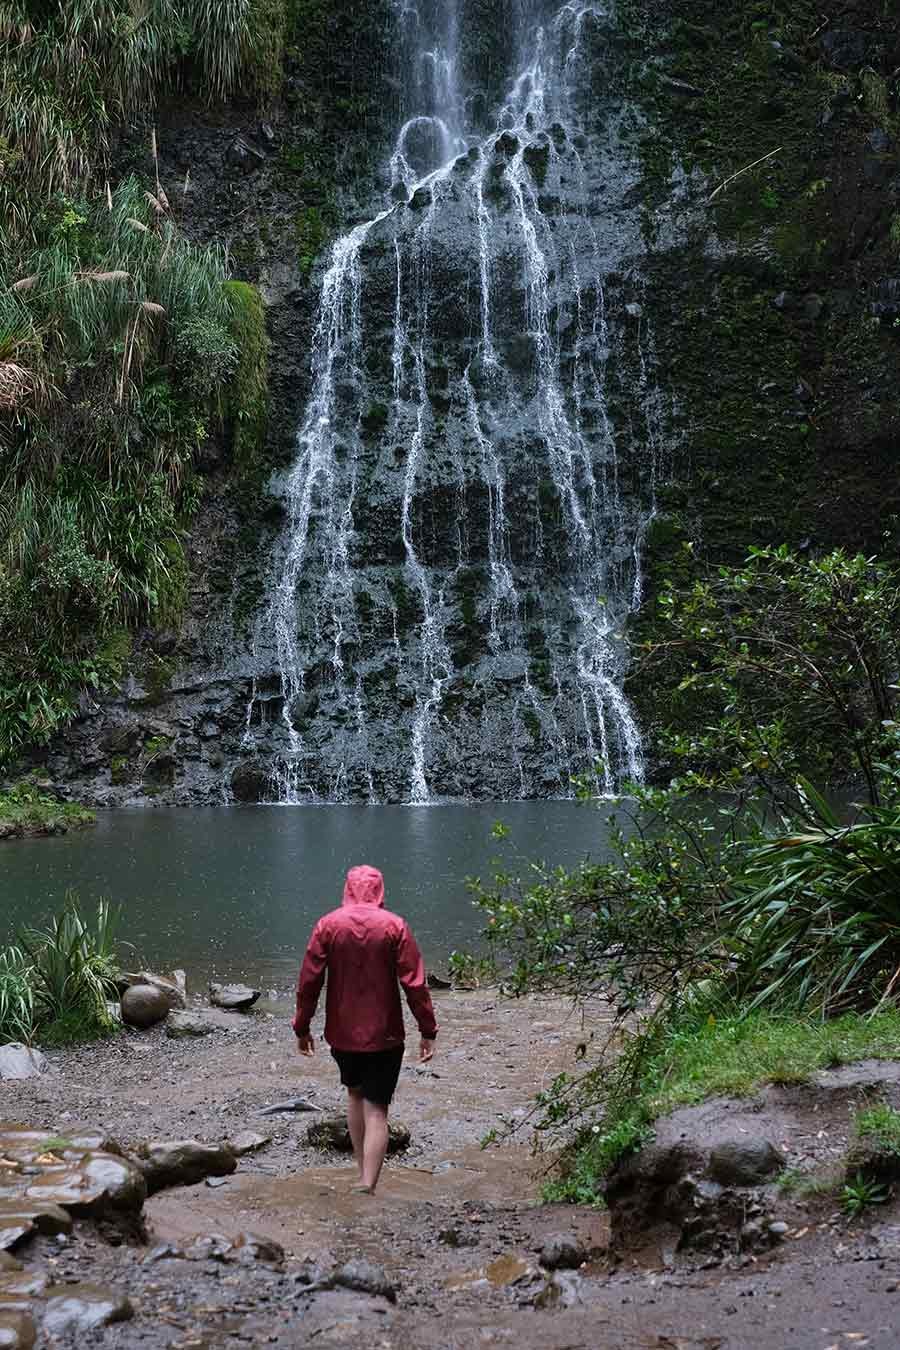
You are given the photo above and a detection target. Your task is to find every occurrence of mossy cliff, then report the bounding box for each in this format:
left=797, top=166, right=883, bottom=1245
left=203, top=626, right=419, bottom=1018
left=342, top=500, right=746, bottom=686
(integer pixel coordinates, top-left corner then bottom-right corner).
left=616, top=0, right=900, bottom=761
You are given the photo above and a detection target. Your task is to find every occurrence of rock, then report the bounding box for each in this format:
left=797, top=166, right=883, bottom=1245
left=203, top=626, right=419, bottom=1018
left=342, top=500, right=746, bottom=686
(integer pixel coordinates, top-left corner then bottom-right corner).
left=42, top=1285, right=132, bottom=1335
left=0, top=1312, right=35, bottom=1349
left=166, top=1009, right=239, bottom=1038
left=767, top=1221, right=788, bottom=1238
left=0, top=1048, right=46, bottom=1082
left=135, top=1140, right=237, bottom=1194
left=144, top=1242, right=185, bottom=1263
left=707, top=1139, right=785, bottom=1187
left=332, top=1258, right=396, bottom=1302
left=209, top=982, right=261, bottom=1011
left=184, top=1233, right=234, bottom=1262
left=205, top=1176, right=229, bottom=1188
left=229, top=1131, right=271, bottom=1156
left=539, top=1233, right=585, bottom=1270
left=534, top=1270, right=585, bottom=1308
left=120, top=971, right=186, bottom=1012
left=258, top=1097, right=320, bottom=1116
left=233, top=1232, right=285, bottom=1265
left=426, top=971, right=452, bottom=990
left=438, top=1227, right=477, bottom=1248
left=121, top=984, right=169, bottom=1029
left=305, top=1116, right=410, bottom=1154
left=26, top=1154, right=145, bottom=1216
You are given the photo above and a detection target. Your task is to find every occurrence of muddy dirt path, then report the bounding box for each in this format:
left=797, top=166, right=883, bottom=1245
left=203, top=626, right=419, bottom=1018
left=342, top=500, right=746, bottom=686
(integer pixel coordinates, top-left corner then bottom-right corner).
left=5, top=991, right=900, bottom=1348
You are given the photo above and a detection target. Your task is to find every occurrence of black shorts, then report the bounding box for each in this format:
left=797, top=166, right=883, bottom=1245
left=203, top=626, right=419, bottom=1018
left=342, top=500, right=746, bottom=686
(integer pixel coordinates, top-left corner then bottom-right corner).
left=330, top=1046, right=405, bottom=1106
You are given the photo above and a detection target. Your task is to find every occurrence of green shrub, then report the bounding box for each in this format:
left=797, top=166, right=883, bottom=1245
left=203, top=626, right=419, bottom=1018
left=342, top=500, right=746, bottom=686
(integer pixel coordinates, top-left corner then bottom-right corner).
left=19, top=896, right=121, bottom=1043
left=0, top=947, right=35, bottom=1044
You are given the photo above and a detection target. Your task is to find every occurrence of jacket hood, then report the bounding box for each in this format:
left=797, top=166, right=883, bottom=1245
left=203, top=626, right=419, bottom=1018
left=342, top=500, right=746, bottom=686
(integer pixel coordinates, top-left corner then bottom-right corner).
left=342, top=865, right=385, bottom=908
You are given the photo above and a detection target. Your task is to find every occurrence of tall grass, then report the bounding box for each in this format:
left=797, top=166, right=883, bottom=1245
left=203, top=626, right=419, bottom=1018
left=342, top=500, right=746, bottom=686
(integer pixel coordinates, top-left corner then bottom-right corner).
left=0, top=0, right=269, bottom=218
left=0, top=946, right=34, bottom=1044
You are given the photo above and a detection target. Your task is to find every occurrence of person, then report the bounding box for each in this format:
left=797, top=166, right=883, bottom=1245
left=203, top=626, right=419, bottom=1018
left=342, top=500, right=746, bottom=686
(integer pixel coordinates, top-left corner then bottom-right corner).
left=293, top=864, right=438, bottom=1194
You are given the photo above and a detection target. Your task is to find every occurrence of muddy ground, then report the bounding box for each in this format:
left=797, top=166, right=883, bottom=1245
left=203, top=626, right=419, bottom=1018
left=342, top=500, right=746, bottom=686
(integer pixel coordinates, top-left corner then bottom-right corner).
left=4, top=989, right=900, bottom=1348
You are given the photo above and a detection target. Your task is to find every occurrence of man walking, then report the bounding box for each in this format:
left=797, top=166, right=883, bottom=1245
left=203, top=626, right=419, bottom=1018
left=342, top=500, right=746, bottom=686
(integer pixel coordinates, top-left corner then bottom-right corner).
left=293, top=864, right=438, bottom=1194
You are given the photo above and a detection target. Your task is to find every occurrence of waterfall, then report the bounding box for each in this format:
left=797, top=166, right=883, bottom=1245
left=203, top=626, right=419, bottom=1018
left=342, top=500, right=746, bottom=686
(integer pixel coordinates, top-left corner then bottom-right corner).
left=244, top=0, right=665, bottom=804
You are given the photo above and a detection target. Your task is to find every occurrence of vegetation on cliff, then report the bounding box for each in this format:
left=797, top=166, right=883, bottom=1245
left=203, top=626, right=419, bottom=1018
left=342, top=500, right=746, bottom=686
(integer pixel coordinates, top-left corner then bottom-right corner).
left=0, top=1, right=273, bottom=767
left=0, top=778, right=95, bottom=839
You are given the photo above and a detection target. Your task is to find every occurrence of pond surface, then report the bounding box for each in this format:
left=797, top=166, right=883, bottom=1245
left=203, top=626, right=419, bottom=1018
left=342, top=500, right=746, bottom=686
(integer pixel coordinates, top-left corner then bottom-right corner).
left=0, top=801, right=624, bottom=989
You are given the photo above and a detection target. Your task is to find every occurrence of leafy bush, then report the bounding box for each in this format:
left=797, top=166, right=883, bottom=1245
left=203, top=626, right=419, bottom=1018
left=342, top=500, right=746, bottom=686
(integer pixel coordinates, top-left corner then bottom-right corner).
left=18, top=896, right=121, bottom=1044
left=0, top=946, right=34, bottom=1043
left=0, top=177, right=245, bottom=764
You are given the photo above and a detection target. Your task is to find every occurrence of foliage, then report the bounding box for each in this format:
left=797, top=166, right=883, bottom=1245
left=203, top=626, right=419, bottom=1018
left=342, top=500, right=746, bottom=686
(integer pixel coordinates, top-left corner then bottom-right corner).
left=642, top=546, right=900, bottom=807
left=0, top=0, right=281, bottom=228
left=18, top=896, right=121, bottom=1043
left=0, top=177, right=246, bottom=764
left=855, top=1104, right=900, bottom=1157
left=469, top=547, right=900, bottom=1201
left=0, top=945, right=34, bottom=1043
left=0, top=778, right=95, bottom=836
left=842, top=1173, right=889, bottom=1218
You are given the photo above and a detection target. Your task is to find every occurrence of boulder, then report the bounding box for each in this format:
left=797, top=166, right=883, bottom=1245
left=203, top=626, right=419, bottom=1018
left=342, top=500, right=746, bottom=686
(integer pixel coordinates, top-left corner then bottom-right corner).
left=233, top=1232, right=285, bottom=1265
left=707, top=1139, right=785, bottom=1187
left=120, top=984, right=169, bottom=1030
left=41, top=1285, right=132, bottom=1335
left=120, top=971, right=186, bottom=1012
left=305, top=1115, right=410, bottom=1154
left=539, top=1233, right=585, bottom=1270
left=134, top=1140, right=237, bottom=1194
left=166, top=1009, right=238, bottom=1038
left=209, top=982, right=261, bottom=1012
left=0, top=1048, right=46, bottom=1082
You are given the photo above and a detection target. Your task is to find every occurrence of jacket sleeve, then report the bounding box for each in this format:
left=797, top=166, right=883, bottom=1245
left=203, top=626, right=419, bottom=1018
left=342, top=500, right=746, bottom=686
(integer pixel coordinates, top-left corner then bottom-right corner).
left=396, top=921, right=438, bottom=1040
left=293, top=920, right=328, bottom=1036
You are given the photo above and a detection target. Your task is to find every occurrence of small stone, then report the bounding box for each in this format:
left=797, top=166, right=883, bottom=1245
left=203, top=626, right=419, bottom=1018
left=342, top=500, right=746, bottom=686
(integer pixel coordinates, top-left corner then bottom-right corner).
left=205, top=1176, right=229, bottom=1188
left=121, top=984, right=169, bottom=1029
left=41, top=1285, right=133, bottom=1335
left=332, top=1258, right=396, bottom=1302
left=227, top=136, right=266, bottom=171
left=534, top=1270, right=585, bottom=1308
left=767, top=1222, right=789, bottom=1238
left=539, top=1233, right=585, bottom=1270
left=707, top=1139, right=785, bottom=1187
left=184, top=1233, right=234, bottom=1262
left=209, top=983, right=261, bottom=1012
left=0, top=1047, right=47, bottom=1082
left=144, top=1242, right=185, bottom=1263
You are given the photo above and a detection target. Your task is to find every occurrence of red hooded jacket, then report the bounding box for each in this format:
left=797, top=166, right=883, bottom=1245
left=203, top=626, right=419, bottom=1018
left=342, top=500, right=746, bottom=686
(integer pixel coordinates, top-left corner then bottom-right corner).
left=293, top=865, right=438, bottom=1053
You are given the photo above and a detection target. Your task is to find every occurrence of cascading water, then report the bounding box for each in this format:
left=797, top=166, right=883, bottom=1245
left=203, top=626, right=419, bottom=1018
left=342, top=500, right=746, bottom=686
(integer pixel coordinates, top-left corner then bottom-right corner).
left=244, top=0, right=668, bottom=804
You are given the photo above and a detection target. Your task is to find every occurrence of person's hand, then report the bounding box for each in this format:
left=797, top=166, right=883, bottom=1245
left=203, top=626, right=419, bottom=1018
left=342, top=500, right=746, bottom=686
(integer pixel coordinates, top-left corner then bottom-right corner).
left=296, top=1034, right=315, bottom=1057
left=419, top=1037, right=435, bottom=1063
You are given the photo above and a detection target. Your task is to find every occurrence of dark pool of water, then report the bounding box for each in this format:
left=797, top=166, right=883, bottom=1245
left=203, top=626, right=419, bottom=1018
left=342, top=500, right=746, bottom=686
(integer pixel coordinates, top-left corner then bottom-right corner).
left=0, top=801, right=624, bottom=989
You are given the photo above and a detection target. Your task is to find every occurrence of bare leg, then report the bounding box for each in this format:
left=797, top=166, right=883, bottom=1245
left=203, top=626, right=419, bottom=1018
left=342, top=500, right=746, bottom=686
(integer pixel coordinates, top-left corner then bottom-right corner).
left=346, top=1088, right=365, bottom=1180
left=361, top=1099, right=389, bottom=1193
